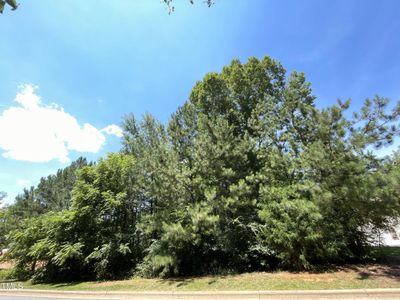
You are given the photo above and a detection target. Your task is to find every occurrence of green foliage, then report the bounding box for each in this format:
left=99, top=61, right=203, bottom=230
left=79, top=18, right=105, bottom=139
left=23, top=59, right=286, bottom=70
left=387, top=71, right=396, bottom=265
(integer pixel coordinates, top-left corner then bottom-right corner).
left=0, top=158, right=88, bottom=250
left=7, top=154, right=141, bottom=281
left=6, top=210, right=79, bottom=281
left=139, top=202, right=220, bottom=277
left=8, top=157, right=88, bottom=219
left=0, top=191, right=5, bottom=203
left=0, top=0, right=18, bottom=13
left=255, top=185, right=324, bottom=269
left=37, top=157, right=89, bottom=211
left=0, top=192, right=6, bottom=247
left=5, top=56, right=400, bottom=281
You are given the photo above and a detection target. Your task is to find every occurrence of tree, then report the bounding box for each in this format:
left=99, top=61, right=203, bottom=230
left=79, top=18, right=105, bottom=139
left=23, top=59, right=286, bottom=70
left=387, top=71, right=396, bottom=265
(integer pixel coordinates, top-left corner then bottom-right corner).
left=0, top=191, right=6, bottom=204
left=0, top=0, right=18, bottom=13
left=133, top=57, right=400, bottom=274
left=8, top=157, right=89, bottom=221
left=7, top=56, right=400, bottom=280
left=0, top=191, right=8, bottom=248
left=35, top=157, right=89, bottom=211
left=7, top=153, right=141, bottom=281
left=70, top=153, right=140, bottom=279
left=0, top=158, right=88, bottom=252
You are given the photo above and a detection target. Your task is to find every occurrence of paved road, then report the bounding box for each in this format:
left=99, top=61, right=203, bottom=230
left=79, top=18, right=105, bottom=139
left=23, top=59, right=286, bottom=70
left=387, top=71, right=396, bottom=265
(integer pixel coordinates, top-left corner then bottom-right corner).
left=1, top=298, right=95, bottom=300
left=2, top=290, right=400, bottom=300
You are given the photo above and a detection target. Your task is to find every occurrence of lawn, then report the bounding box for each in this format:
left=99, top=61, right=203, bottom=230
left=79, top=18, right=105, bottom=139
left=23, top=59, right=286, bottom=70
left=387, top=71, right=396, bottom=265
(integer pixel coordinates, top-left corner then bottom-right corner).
left=2, top=247, right=400, bottom=291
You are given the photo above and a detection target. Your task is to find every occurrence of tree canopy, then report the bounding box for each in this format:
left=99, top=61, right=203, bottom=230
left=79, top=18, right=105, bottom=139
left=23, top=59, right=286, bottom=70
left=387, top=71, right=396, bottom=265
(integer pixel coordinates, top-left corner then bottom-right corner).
left=0, top=158, right=88, bottom=249
left=4, top=56, right=400, bottom=281
left=0, top=0, right=18, bottom=13
left=0, top=191, right=5, bottom=203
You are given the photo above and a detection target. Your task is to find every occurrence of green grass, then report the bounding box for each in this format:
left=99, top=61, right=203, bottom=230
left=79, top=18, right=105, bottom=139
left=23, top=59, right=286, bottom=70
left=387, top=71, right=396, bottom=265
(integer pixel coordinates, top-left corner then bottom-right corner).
left=4, top=247, right=400, bottom=292
left=0, top=269, right=13, bottom=281
left=20, top=270, right=400, bottom=291
left=21, top=260, right=400, bottom=292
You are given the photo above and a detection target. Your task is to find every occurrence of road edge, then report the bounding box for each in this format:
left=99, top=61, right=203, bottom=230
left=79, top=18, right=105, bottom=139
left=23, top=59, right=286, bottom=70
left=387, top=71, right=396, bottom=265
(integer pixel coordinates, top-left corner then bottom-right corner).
left=1, top=288, right=400, bottom=298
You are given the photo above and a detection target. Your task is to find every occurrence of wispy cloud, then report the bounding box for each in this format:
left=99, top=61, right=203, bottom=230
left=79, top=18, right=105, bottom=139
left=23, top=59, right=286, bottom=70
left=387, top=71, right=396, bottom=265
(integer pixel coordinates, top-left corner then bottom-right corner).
left=16, top=179, right=31, bottom=188
left=0, top=84, right=122, bottom=163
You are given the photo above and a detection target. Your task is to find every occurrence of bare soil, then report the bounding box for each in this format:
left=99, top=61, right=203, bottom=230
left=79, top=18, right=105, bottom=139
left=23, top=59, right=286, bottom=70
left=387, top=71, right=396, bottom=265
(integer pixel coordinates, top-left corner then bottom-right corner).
left=0, top=261, right=13, bottom=270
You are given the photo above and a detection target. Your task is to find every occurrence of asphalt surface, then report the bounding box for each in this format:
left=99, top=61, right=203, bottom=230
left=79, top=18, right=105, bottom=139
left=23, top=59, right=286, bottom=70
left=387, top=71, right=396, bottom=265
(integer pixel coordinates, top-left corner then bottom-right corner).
left=2, top=289, right=400, bottom=300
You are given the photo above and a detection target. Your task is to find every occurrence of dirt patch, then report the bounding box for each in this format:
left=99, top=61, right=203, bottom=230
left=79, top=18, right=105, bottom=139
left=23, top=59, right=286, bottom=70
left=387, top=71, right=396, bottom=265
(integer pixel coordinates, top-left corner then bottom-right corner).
left=343, top=263, right=400, bottom=281
left=0, top=261, right=14, bottom=270
left=236, top=263, right=400, bottom=283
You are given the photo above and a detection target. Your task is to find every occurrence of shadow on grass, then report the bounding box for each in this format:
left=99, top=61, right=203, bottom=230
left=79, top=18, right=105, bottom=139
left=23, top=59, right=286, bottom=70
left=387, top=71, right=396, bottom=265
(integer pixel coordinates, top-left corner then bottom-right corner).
left=280, top=246, right=400, bottom=283
left=351, top=246, right=400, bottom=281
left=325, top=262, right=400, bottom=282
left=42, top=281, right=87, bottom=288
left=156, top=274, right=227, bottom=288
left=15, top=246, right=400, bottom=289
left=160, top=277, right=194, bottom=288
left=346, top=264, right=400, bottom=282
left=0, top=279, right=19, bottom=283
left=357, top=271, right=370, bottom=280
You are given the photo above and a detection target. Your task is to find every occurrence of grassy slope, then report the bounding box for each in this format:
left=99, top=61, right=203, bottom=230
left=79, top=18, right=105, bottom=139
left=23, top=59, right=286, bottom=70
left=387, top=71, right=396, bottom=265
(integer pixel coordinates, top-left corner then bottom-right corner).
left=23, top=267, right=400, bottom=291
left=3, top=247, right=400, bottom=291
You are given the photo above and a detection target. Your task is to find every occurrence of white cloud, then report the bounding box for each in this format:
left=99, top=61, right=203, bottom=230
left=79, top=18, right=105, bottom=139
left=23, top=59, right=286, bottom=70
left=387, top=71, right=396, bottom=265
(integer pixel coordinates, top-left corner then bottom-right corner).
left=14, top=84, right=40, bottom=109
left=101, top=124, right=123, bottom=138
left=0, top=84, right=123, bottom=163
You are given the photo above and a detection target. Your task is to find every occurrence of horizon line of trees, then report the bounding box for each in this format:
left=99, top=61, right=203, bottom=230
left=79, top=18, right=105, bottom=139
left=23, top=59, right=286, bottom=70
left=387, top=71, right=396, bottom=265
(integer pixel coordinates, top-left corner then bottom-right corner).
left=1, top=56, right=400, bottom=282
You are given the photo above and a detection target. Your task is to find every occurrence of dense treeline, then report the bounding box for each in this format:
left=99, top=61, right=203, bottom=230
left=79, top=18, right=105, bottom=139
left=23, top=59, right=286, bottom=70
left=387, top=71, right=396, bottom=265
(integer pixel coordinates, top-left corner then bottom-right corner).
left=0, top=158, right=88, bottom=248
left=3, top=56, right=400, bottom=281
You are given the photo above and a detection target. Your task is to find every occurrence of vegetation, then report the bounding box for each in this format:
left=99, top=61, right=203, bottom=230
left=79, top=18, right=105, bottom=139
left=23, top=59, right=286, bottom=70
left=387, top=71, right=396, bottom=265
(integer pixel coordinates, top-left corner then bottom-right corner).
left=0, top=0, right=18, bottom=13
left=16, top=270, right=400, bottom=291
left=0, top=158, right=88, bottom=248
left=14, top=248, right=400, bottom=291
left=2, top=247, right=400, bottom=291
left=0, top=191, right=5, bottom=209
left=3, top=56, right=400, bottom=282
left=0, top=192, right=7, bottom=248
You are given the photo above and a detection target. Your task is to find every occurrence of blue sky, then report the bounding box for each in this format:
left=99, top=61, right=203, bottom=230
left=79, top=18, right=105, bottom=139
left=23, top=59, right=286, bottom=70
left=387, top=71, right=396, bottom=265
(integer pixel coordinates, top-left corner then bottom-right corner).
left=1, top=0, right=400, bottom=205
